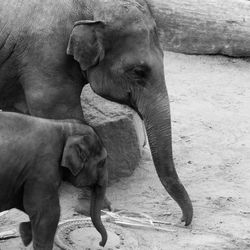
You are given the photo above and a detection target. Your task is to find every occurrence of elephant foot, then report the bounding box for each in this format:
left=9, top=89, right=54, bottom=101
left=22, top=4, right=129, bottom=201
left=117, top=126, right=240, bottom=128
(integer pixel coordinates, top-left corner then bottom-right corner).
left=19, top=221, right=32, bottom=246
left=75, top=189, right=112, bottom=216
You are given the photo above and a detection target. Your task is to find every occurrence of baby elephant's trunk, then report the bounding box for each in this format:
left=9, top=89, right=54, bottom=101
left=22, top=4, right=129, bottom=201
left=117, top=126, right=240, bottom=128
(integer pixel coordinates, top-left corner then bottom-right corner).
left=90, top=184, right=107, bottom=247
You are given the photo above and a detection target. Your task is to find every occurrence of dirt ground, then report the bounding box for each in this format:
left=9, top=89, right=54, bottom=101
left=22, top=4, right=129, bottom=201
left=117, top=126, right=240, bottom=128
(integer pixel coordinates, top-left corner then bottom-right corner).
left=0, top=51, right=250, bottom=249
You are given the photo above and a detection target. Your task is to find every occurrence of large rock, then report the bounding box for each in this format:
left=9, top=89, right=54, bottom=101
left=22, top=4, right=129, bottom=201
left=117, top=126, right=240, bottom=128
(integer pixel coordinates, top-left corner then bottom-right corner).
left=81, top=84, right=146, bottom=184
left=148, top=0, right=250, bottom=57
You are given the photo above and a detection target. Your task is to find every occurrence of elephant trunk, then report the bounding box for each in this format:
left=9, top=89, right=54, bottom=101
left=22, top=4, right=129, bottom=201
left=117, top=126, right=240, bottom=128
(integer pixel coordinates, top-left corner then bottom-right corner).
left=90, top=183, right=107, bottom=247
left=139, top=92, right=193, bottom=225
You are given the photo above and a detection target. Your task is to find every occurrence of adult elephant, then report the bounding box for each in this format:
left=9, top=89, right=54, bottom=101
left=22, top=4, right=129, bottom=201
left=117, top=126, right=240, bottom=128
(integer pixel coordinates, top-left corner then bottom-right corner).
left=0, top=0, right=193, bottom=225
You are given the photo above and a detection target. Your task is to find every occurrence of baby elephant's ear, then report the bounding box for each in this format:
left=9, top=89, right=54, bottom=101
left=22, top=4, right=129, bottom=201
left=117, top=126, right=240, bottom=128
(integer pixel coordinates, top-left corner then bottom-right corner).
left=61, top=135, right=87, bottom=176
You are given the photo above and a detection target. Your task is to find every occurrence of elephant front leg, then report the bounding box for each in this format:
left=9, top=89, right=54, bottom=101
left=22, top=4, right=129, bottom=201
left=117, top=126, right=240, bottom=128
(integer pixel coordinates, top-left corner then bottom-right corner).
left=0, top=82, right=29, bottom=114
left=30, top=209, right=60, bottom=250
left=23, top=181, right=60, bottom=250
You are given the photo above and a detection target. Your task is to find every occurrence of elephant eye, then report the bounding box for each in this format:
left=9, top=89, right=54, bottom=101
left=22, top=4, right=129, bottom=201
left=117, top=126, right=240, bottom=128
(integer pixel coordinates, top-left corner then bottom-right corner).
left=125, top=64, right=150, bottom=87
left=97, top=159, right=106, bottom=168
left=132, top=65, right=150, bottom=79
left=133, top=68, right=145, bottom=78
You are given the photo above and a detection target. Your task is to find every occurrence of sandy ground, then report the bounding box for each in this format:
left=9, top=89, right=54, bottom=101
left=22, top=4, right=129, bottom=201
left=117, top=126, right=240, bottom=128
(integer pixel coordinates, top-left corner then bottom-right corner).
left=0, top=51, right=250, bottom=249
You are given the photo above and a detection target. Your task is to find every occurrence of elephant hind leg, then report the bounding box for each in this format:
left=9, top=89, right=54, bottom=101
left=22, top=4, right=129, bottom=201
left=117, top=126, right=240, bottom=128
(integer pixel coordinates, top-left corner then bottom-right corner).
left=19, top=221, right=32, bottom=246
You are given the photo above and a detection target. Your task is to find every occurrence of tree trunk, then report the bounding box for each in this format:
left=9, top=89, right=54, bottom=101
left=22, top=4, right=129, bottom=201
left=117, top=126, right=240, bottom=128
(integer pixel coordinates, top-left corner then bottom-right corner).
left=148, top=0, right=250, bottom=57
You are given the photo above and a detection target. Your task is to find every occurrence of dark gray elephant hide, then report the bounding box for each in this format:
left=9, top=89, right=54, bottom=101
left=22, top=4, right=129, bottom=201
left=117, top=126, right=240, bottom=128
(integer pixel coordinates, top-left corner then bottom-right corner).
left=0, top=0, right=193, bottom=225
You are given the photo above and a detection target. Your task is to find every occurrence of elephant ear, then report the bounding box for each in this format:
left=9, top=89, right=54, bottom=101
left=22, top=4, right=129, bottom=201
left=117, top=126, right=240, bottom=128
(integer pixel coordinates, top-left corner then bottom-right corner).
left=67, top=20, right=105, bottom=71
left=61, top=135, right=87, bottom=176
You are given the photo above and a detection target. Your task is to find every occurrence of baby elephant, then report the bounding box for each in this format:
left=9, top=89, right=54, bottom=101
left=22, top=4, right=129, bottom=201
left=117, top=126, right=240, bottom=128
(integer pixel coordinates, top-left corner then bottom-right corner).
left=0, top=112, right=108, bottom=249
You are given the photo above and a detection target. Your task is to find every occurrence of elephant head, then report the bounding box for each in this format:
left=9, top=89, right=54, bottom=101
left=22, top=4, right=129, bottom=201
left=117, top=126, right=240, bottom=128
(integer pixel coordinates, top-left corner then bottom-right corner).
left=61, top=134, right=108, bottom=247
left=67, top=0, right=193, bottom=225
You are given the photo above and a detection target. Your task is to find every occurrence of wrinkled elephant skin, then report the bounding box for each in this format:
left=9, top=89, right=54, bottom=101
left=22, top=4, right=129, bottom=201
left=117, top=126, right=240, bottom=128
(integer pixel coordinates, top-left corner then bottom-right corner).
left=0, top=112, right=108, bottom=249
left=0, top=0, right=193, bottom=225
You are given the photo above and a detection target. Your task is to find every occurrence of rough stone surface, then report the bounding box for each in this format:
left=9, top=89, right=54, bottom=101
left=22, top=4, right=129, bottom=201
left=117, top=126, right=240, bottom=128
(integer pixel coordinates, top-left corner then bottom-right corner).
left=81, top=84, right=145, bottom=184
left=149, top=0, right=250, bottom=57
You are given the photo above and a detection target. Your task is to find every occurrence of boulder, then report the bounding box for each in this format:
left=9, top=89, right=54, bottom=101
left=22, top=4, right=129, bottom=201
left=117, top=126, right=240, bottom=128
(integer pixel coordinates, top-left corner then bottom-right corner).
left=81, top=84, right=146, bottom=184
left=148, top=0, right=250, bottom=57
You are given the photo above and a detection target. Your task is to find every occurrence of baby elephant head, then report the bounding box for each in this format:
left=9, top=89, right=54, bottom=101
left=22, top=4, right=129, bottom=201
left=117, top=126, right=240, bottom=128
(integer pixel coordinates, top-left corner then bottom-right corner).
left=61, top=133, right=108, bottom=247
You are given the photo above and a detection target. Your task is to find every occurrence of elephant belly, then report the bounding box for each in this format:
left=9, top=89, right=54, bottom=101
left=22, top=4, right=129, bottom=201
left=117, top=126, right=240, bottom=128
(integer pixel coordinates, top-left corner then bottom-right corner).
left=0, top=201, right=15, bottom=212
left=0, top=171, right=24, bottom=212
left=0, top=188, right=24, bottom=212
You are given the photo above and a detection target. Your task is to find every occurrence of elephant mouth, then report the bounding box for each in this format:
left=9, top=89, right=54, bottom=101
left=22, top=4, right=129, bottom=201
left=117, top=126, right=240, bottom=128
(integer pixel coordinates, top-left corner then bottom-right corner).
left=92, top=90, right=143, bottom=119
left=128, top=92, right=143, bottom=120
left=129, top=103, right=143, bottom=120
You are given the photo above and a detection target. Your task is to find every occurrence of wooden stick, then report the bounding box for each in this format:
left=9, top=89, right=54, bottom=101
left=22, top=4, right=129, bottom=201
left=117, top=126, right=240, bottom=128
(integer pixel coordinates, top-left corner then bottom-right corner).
left=240, top=210, right=250, bottom=215
left=152, top=220, right=172, bottom=225
left=114, top=221, right=176, bottom=232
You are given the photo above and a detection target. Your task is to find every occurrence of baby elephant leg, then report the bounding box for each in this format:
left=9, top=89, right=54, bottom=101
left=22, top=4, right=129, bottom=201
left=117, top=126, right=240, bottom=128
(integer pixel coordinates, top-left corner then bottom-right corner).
left=23, top=181, right=60, bottom=250
left=19, top=222, right=32, bottom=246
left=30, top=207, right=60, bottom=250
